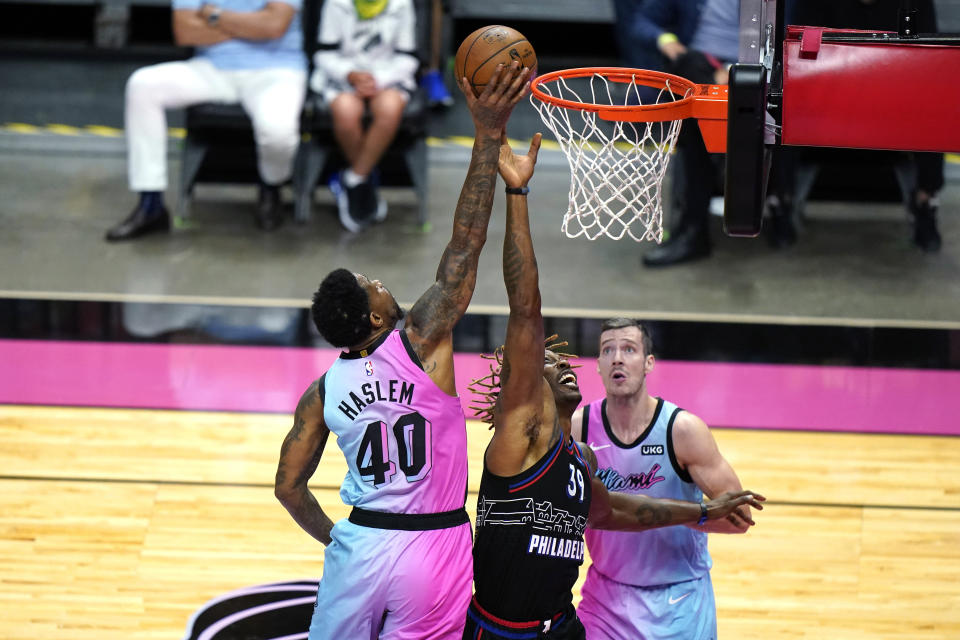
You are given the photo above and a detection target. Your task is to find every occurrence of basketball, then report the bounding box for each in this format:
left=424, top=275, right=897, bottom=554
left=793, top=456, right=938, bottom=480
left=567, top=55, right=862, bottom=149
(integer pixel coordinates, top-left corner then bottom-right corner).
left=455, top=25, right=537, bottom=96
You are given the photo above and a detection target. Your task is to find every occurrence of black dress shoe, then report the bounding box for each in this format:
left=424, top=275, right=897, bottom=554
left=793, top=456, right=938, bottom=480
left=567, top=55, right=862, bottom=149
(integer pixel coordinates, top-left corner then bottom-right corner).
left=255, top=184, right=284, bottom=231
left=105, top=204, right=170, bottom=241
left=765, top=200, right=797, bottom=249
left=910, top=196, right=942, bottom=253
left=642, top=228, right=711, bottom=267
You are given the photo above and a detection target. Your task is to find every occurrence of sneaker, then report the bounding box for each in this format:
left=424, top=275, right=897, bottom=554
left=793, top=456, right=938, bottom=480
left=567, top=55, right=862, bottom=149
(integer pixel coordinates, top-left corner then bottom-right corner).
left=337, top=179, right=378, bottom=232
left=910, top=194, right=942, bottom=253
left=421, top=69, right=454, bottom=108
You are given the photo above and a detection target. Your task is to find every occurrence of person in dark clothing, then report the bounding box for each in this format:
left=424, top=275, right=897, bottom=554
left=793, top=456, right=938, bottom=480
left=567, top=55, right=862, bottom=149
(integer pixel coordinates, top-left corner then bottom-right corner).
left=633, top=0, right=741, bottom=267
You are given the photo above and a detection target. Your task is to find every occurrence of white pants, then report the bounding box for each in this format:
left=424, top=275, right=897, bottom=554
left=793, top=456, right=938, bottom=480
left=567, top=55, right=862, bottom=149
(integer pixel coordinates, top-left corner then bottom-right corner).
left=125, top=57, right=306, bottom=191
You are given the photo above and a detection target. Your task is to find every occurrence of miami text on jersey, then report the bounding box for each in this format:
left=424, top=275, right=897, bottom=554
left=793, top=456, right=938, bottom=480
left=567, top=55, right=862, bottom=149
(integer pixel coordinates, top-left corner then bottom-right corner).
left=595, top=463, right=665, bottom=492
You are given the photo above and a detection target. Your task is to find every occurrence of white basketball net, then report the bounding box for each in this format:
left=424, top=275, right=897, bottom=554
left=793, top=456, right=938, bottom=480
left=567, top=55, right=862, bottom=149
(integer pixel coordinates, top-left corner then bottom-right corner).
left=531, top=72, right=691, bottom=242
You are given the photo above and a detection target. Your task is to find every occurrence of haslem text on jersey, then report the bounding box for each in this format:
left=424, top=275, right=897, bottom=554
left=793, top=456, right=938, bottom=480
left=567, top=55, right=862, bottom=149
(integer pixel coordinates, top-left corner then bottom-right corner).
left=337, top=379, right=416, bottom=420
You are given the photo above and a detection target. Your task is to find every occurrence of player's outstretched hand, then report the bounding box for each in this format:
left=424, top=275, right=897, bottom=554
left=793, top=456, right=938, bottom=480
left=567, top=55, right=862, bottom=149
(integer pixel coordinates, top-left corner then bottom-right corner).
left=460, top=61, right=532, bottom=136
left=705, top=490, right=765, bottom=528
left=498, top=131, right=541, bottom=189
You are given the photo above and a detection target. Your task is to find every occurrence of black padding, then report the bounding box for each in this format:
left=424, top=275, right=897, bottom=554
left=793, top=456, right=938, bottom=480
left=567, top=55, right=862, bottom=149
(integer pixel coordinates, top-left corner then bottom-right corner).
left=723, top=63, right=769, bottom=237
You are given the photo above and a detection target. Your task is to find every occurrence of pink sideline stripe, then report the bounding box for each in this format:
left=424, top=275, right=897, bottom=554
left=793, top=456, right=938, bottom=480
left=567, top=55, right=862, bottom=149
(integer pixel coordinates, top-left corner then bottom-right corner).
left=644, top=359, right=960, bottom=435
left=1, top=339, right=958, bottom=435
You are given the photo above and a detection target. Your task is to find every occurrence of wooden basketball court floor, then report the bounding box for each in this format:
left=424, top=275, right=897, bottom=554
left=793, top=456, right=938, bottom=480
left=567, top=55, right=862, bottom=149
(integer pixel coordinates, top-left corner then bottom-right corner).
left=2, top=402, right=959, bottom=640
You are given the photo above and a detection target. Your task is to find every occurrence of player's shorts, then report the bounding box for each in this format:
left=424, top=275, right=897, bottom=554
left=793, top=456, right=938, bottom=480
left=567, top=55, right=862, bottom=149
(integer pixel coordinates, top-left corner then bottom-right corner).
left=462, top=598, right=585, bottom=640
left=577, top=566, right=716, bottom=640
left=308, top=515, right=472, bottom=640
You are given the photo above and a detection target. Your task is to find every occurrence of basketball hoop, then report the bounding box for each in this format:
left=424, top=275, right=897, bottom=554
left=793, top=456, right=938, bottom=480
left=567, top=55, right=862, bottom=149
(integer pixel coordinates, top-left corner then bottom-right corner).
left=530, top=67, right=727, bottom=242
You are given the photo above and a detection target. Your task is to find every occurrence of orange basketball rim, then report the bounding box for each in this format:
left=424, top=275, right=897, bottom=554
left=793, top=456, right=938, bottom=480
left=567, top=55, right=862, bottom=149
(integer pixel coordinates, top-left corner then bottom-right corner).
left=530, top=67, right=729, bottom=153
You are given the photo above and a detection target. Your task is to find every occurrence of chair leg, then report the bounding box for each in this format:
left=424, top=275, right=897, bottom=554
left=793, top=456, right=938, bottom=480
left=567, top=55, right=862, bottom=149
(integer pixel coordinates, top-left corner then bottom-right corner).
left=178, top=136, right=208, bottom=220
left=404, top=137, right=429, bottom=228
left=793, top=161, right=820, bottom=223
left=295, top=141, right=328, bottom=225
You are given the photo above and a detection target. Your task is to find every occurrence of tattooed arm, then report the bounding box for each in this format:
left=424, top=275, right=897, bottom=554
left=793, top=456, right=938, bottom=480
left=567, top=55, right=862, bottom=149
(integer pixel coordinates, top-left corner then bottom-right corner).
left=404, top=62, right=531, bottom=395
left=485, top=133, right=549, bottom=477
left=274, top=379, right=335, bottom=545
left=583, top=444, right=766, bottom=532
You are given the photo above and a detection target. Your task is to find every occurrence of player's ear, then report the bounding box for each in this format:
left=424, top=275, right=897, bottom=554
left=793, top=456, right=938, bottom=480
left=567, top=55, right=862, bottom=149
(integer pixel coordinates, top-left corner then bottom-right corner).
left=370, top=311, right=383, bottom=328
left=645, top=354, right=655, bottom=375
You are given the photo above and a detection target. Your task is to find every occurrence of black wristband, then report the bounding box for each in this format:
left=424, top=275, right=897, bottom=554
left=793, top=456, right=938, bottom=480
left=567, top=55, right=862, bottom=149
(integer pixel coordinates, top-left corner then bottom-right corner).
left=206, top=5, right=222, bottom=26
left=698, top=503, right=708, bottom=525
left=505, top=186, right=529, bottom=195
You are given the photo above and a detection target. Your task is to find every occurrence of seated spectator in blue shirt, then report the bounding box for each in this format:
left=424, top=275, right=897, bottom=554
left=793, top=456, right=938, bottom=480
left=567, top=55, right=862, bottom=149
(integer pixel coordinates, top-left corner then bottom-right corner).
left=105, top=0, right=307, bottom=241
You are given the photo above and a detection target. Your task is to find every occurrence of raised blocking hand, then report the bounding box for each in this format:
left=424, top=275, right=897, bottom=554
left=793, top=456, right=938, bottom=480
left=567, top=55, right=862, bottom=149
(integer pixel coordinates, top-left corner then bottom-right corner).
left=498, top=132, right=542, bottom=189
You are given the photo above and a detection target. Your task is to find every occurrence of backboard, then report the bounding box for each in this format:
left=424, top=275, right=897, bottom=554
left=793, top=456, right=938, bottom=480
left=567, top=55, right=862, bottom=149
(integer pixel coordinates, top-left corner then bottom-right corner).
left=529, top=0, right=960, bottom=242
left=723, top=0, right=784, bottom=237
left=723, top=0, right=960, bottom=237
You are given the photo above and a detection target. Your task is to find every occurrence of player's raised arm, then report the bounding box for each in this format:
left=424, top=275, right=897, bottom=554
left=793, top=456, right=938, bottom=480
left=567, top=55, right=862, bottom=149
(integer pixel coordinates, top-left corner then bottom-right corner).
left=274, top=378, right=335, bottom=546
left=486, top=132, right=547, bottom=476
left=402, top=63, right=531, bottom=392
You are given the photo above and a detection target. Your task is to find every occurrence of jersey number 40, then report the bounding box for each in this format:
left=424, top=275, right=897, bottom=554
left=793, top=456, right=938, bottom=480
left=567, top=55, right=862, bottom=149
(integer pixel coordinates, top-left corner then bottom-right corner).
left=356, top=411, right=433, bottom=487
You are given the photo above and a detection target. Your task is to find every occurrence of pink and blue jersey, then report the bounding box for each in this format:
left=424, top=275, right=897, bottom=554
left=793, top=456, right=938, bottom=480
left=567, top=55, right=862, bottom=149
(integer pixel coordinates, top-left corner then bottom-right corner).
left=322, top=329, right=468, bottom=514
left=578, top=397, right=718, bottom=640
left=308, top=329, right=472, bottom=640
left=581, top=397, right=711, bottom=586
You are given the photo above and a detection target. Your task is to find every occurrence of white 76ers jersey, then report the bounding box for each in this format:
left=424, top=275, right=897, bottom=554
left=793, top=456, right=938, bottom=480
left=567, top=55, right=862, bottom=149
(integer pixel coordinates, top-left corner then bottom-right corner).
left=321, top=330, right=467, bottom=514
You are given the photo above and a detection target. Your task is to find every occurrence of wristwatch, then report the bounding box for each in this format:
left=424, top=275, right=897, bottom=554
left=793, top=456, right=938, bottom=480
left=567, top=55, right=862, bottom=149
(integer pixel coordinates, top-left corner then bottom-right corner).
left=205, top=5, right=222, bottom=27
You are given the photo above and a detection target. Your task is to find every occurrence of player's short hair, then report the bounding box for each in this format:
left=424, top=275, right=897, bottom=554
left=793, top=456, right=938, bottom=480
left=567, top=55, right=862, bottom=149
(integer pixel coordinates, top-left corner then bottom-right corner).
left=468, top=335, right=577, bottom=427
left=599, top=317, right=654, bottom=356
left=311, top=268, right=371, bottom=348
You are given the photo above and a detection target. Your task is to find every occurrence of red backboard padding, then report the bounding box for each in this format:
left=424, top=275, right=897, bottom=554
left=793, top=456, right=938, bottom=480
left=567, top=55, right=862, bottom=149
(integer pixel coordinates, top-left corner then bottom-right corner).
left=782, top=26, right=960, bottom=153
